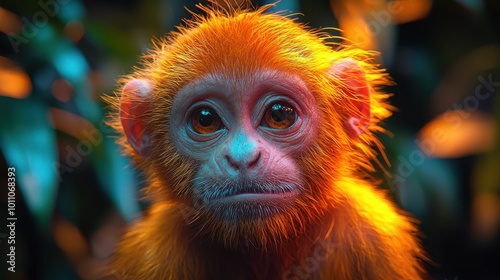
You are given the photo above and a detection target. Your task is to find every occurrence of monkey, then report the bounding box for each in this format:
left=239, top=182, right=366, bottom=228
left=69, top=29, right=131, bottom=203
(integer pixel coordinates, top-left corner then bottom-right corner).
left=106, top=1, right=426, bottom=279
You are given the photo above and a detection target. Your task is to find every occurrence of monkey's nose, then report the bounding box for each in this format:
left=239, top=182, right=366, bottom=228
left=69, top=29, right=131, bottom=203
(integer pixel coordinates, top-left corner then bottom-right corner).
left=225, top=152, right=261, bottom=172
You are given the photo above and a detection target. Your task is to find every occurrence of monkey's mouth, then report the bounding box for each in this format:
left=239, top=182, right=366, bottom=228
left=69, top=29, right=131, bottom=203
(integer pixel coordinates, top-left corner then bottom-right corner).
left=194, top=181, right=301, bottom=219
left=211, top=183, right=300, bottom=204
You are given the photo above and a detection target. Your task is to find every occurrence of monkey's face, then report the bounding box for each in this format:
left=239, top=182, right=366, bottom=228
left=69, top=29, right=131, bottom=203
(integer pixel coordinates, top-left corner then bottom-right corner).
left=117, top=10, right=381, bottom=249
left=169, top=70, right=319, bottom=222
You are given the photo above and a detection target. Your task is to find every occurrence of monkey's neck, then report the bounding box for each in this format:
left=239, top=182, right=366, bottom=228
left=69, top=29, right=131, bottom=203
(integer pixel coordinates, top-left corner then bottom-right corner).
left=189, top=233, right=316, bottom=280
left=181, top=208, right=332, bottom=279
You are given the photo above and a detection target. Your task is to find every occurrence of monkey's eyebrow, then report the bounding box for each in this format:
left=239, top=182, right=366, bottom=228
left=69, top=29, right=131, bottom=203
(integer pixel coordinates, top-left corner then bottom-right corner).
left=174, top=78, right=230, bottom=104
left=252, top=70, right=312, bottom=99
left=181, top=70, right=310, bottom=95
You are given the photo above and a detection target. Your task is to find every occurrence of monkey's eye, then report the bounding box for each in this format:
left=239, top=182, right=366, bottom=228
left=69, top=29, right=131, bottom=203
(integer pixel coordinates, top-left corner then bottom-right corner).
left=190, top=107, right=223, bottom=134
left=263, top=102, right=297, bottom=129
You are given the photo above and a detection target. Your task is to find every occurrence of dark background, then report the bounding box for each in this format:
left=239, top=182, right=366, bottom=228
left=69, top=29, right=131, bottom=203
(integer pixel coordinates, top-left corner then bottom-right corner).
left=0, top=0, right=499, bottom=279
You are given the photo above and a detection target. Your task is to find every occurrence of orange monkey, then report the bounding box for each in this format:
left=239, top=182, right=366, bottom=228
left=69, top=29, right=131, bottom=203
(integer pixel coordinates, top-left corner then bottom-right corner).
left=107, top=1, right=425, bottom=279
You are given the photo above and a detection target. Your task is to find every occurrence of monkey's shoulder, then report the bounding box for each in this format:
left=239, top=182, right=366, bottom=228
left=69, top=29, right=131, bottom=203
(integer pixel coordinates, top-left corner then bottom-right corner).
left=106, top=204, right=205, bottom=279
left=318, top=181, right=425, bottom=279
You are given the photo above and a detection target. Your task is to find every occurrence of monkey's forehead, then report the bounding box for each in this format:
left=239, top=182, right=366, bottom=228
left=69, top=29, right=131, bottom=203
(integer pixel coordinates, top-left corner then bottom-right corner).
left=147, top=10, right=336, bottom=81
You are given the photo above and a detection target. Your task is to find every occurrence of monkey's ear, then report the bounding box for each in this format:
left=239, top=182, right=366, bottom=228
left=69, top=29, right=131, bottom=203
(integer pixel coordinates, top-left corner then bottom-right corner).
left=120, top=79, right=152, bottom=157
left=329, top=58, right=371, bottom=137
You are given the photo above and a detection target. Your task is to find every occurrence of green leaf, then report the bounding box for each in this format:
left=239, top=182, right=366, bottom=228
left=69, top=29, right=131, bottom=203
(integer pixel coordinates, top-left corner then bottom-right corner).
left=0, top=96, right=58, bottom=233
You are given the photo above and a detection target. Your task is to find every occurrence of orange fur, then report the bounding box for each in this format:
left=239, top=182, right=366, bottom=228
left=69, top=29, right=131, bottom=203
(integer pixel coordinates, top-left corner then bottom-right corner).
left=106, top=1, right=425, bottom=279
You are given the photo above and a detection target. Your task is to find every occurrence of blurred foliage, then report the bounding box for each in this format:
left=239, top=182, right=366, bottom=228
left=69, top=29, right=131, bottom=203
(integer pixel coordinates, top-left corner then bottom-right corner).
left=0, top=0, right=498, bottom=279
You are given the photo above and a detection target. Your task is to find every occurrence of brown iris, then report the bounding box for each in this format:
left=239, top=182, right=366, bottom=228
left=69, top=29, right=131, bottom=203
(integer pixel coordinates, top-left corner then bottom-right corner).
left=191, top=107, right=223, bottom=134
left=264, top=102, right=296, bottom=129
